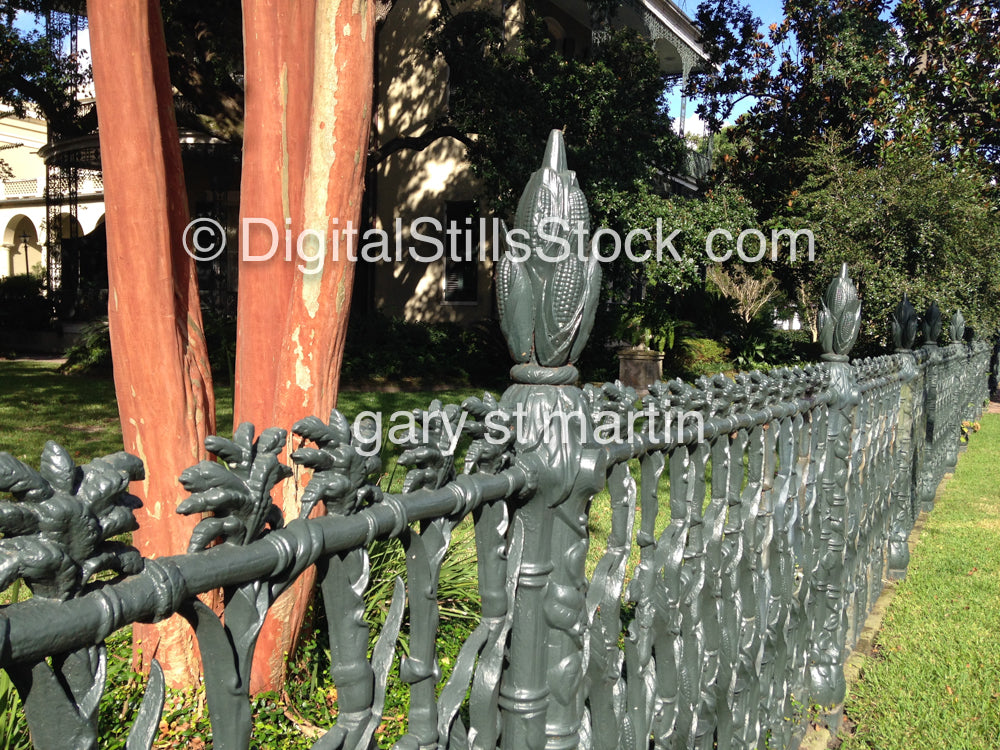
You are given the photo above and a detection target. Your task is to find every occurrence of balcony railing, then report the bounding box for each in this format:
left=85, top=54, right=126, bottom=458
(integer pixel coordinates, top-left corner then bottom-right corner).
left=683, top=147, right=712, bottom=182
left=1, top=178, right=41, bottom=198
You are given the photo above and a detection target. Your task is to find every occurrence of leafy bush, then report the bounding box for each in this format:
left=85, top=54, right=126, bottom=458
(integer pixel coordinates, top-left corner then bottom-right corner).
left=764, top=328, right=819, bottom=366
left=60, top=317, right=112, bottom=374
left=783, top=137, right=1000, bottom=348
left=0, top=275, right=52, bottom=331
left=665, top=336, right=731, bottom=380
left=727, top=322, right=820, bottom=371
left=61, top=309, right=511, bottom=387
left=61, top=308, right=238, bottom=379
left=341, top=312, right=509, bottom=388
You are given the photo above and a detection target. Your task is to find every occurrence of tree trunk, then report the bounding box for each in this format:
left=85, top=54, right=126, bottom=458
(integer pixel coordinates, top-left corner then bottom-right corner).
left=88, top=0, right=218, bottom=686
left=236, top=0, right=374, bottom=692
left=797, top=279, right=820, bottom=342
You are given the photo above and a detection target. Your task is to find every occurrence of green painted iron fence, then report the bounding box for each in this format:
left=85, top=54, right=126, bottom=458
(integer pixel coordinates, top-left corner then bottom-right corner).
left=0, top=131, right=990, bottom=750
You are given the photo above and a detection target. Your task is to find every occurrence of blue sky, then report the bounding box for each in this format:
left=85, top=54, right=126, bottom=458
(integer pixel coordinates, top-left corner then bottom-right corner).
left=743, top=0, right=788, bottom=24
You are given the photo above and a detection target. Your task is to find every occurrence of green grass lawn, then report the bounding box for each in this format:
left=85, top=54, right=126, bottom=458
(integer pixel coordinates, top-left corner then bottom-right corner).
left=843, top=412, right=1000, bottom=750
left=0, top=360, right=125, bottom=462
left=0, top=359, right=484, bottom=487
left=0, top=359, right=652, bottom=571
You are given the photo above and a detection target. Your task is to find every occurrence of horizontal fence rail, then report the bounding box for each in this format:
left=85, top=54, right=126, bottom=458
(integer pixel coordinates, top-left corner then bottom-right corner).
left=0, top=131, right=993, bottom=750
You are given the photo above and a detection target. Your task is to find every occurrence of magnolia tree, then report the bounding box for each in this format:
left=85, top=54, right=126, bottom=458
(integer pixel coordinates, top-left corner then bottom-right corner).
left=88, top=0, right=373, bottom=690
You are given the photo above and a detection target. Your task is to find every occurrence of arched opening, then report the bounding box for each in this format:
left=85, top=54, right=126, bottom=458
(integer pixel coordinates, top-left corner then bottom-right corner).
left=54, top=212, right=84, bottom=241
left=2, top=215, right=42, bottom=278
left=54, top=212, right=108, bottom=319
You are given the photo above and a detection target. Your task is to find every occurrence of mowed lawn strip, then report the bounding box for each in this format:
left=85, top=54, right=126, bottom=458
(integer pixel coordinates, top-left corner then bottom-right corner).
left=844, top=412, right=1000, bottom=750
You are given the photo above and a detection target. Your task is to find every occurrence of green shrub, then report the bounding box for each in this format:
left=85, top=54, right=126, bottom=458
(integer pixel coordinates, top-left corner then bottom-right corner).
left=341, top=312, right=509, bottom=388
left=729, top=325, right=820, bottom=371
left=665, top=336, right=731, bottom=380
left=61, top=308, right=238, bottom=379
left=764, top=327, right=819, bottom=366
left=60, top=317, right=112, bottom=374
left=0, top=275, right=52, bottom=330
left=61, top=309, right=512, bottom=387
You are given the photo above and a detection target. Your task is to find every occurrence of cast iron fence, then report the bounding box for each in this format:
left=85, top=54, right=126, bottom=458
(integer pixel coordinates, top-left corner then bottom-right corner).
left=0, top=131, right=990, bottom=750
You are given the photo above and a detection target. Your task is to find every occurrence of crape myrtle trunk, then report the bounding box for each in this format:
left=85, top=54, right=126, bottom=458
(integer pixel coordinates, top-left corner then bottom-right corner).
left=88, top=0, right=373, bottom=690
left=235, top=0, right=372, bottom=693
left=88, top=0, right=219, bottom=685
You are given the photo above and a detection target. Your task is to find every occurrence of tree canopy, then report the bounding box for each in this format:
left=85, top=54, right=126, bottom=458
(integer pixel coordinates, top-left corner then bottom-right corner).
left=685, top=0, right=1000, bottom=349
left=889, top=0, right=999, bottom=172
left=0, top=6, right=92, bottom=137
left=427, top=8, right=687, bottom=222
left=0, top=1, right=244, bottom=141
left=778, top=134, right=1000, bottom=347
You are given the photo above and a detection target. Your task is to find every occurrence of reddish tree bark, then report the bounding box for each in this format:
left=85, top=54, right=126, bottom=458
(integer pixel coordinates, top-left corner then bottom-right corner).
left=87, top=0, right=218, bottom=686
left=88, top=0, right=372, bottom=691
left=236, top=0, right=374, bottom=692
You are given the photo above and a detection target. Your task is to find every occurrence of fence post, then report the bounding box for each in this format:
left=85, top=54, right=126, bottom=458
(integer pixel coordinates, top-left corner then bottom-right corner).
left=973, top=337, right=990, bottom=420
left=888, top=294, right=919, bottom=579
left=917, top=302, right=943, bottom=512
left=943, top=312, right=966, bottom=471
left=494, top=130, right=605, bottom=750
left=808, top=264, right=861, bottom=728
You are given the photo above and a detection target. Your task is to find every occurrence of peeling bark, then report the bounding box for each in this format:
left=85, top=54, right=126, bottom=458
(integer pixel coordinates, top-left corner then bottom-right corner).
left=88, top=0, right=218, bottom=686
left=88, top=0, right=371, bottom=692
left=237, top=0, right=374, bottom=692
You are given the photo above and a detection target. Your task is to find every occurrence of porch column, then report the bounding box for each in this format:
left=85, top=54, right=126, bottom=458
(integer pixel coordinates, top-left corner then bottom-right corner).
left=0, top=243, right=14, bottom=278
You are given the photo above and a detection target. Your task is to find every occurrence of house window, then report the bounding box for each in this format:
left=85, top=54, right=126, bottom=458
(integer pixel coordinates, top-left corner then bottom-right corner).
left=443, top=200, right=479, bottom=304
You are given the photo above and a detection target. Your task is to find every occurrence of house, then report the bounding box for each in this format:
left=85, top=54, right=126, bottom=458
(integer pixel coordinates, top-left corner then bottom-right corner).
left=1, top=7, right=240, bottom=323
left=1, top=111, right=51, bottom=279
left=1, top=6, right=107, bottom=318
left=0, top=106, right=238, bottom=323
left=361, top=0, right=710, bottom=325
left=0, top=110, right=105, bottom=289
left=3, top=0, right=709, bottom=330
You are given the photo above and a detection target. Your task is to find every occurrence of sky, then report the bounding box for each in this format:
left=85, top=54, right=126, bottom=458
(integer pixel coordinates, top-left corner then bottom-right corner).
left=667, top=0, right=789, bottom=137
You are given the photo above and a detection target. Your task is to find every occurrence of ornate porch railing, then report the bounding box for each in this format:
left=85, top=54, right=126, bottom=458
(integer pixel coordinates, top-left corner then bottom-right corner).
left=0, top=131, right=990, bottom=750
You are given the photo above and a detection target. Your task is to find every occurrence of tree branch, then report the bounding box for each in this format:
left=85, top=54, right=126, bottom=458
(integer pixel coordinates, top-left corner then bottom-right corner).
left=7, top=74, right=65, bottom=125
left=368, top=125, right=476, bottom=169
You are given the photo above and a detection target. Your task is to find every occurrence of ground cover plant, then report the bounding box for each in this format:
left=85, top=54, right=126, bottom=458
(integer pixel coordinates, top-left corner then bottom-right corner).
left=843, top=413, right=1000, bottom=749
